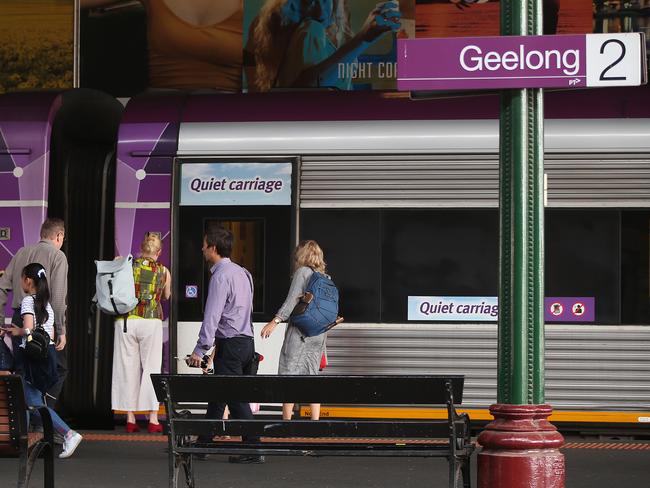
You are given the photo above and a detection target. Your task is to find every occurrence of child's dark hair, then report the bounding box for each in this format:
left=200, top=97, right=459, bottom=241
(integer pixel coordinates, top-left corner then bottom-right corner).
left=22, top=263, right=50, bottom=326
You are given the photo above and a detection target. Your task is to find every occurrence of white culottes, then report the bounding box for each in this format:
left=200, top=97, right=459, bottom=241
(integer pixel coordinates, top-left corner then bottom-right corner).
left=111, top=317, right=162, bottom=412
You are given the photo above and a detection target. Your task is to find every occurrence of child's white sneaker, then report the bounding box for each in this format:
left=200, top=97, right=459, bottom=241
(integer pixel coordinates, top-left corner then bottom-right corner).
left=59, top=431, right=82, bottom=458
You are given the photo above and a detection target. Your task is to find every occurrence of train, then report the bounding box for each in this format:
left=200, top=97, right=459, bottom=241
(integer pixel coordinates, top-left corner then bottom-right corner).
left=1, top=86, right=649, bottom=432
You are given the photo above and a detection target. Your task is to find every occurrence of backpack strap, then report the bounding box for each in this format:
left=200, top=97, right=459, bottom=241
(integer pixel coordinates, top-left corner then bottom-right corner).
left=107, top=275, right=129, bottom=333
left=244, top=267, right=255, bottom=334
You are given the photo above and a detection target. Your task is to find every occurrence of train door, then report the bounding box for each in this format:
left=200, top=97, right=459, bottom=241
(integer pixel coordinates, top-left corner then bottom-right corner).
left=171, top=159, right=296, bottom=374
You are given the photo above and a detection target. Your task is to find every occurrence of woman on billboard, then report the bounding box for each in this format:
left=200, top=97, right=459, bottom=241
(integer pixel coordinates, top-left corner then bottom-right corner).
left=245, top=0, right=402, bottom=91
left=81, top=0, right=244, bottom=92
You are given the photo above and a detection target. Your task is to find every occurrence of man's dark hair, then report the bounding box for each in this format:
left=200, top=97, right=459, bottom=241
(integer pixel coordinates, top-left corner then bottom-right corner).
left=205, top=225, right=233, bottom=258
left=40, top=218, right=65, bottom=239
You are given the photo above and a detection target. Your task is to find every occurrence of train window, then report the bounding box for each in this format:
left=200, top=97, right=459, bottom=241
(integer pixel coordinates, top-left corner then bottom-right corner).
left=176, top=205, right=291, bottom=322
left=300, top=208, right=644, bottom=325
left=381, top=209, right=499, bottom=322
left=300, top=210, right=381, bottom=322
left=621, top=211, right=650, bottom=324
left=545, top=210, right=620, bottom=324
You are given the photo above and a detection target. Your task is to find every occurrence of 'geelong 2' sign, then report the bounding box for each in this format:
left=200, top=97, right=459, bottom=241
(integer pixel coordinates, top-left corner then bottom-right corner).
left=397, top=33, right=646, bottom=91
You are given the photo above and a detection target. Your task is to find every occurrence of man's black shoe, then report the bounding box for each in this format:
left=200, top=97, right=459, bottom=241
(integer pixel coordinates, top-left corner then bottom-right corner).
left=228, top=455, right=265, bottom=464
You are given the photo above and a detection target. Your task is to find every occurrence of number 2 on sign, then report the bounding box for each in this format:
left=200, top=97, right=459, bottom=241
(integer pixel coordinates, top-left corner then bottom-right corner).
left=599, top=39, right=626, bottom=81
left=586, top=33, right=643, bottom=87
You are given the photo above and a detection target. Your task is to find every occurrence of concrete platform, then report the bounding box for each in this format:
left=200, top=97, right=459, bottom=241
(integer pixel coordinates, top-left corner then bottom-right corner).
left=0, top=432, right=648, bottom=488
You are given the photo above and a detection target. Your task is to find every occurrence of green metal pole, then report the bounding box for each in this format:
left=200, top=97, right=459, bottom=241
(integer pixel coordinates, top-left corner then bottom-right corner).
left=479, top=3, right=564, bottom=484
left=497, top=0, right=545, bottom=405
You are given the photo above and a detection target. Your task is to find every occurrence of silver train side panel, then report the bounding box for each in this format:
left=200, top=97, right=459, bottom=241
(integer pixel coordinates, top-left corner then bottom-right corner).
left=177, top=117, right=650, bottom=413
left=326, top=324, right=650, bottom=411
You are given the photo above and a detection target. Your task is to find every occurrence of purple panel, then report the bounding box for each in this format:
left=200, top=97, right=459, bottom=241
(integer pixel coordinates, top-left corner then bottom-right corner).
left=137, top=174, right=172, bottom=203
left=129, top=208, right=171, bottom=262
left=115, top=161, right=140, bottom=203
left=115, top=207, right=171, bottom=263
left=19, top=152, right=48, bottom=202
left=544, top=297, right=595, bottom=322
left=115, top=93, right=183, bottom=257
left=398, top=36, right=587, bottom=91
left=115, top=208, right=136, bottom=258
left=0, top=208, right=25, bottom=265
left=181, top=91, right=501, bottom=122
left=0, top=92, right=62, bottom=259
left=0, top=174, right=20, bottom=200
left=20, top=207, right=48, bottom=249
left=143, top=156, right=173, bottom=175
left=0, top=127, right=14, bottom=172
left=180, top=86, right=650, bottom=123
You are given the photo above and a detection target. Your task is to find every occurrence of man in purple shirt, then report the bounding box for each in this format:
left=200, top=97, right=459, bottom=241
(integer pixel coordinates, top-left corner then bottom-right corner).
left=187, top=225, right=263, bottom=464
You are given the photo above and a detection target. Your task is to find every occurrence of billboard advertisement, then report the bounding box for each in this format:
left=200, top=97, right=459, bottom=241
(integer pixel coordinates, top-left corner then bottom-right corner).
left=77, top=1, right=649, bottom=96
left=243, top=0, right=416, bottom=92
left=0, top=0, right=74, bottom=94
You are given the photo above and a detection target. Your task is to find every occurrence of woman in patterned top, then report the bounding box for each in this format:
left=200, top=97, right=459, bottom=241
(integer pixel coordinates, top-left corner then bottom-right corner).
left=111, top=233, right=171, bottom=433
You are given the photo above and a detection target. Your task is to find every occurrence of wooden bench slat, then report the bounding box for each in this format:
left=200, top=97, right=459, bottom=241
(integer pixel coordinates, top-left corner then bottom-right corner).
left=171, top=419, right=456, bottom=439
left=152, top=374, right=465, bottom=405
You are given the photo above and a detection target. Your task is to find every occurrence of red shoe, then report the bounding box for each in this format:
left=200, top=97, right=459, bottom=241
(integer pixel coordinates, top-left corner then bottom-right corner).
left=147, top=422, right=163, bottom=434
left=126, top=422, right=140, bottom=433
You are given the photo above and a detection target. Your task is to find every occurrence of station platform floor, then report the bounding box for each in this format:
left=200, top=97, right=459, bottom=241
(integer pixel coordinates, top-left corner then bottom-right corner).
left=0, top=432, right=648, bottom=488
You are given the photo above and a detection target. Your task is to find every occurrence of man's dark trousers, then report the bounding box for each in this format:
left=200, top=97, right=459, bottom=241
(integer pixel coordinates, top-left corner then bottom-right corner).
left=201, top=335, right=259, bottom=443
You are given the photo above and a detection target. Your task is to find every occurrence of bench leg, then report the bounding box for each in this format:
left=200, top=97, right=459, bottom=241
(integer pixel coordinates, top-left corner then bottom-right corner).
left=448, top=457, right=463, bottom=488
left=17, top=450, right=28, bottom=488
left=182, top=454, right=195, bottom=488
left=25, top=442, right=51, bottom=488
left=42, top=441, right=55, bottom=488
left=172, top=453, right=195, bottom=488
left=461, top=456, right=471, bottom=488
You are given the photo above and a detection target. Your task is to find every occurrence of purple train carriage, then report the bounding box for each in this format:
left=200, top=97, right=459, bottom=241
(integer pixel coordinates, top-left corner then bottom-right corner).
left=1, top=87, right=649, bottom=431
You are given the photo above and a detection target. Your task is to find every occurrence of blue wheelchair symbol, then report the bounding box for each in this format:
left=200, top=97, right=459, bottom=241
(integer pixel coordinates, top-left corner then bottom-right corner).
left=185, top=285, right=198, bottom=299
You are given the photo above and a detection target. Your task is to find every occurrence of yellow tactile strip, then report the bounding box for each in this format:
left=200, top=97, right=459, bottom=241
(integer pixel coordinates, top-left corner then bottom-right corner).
left=80, top=434, right=650, bottom=450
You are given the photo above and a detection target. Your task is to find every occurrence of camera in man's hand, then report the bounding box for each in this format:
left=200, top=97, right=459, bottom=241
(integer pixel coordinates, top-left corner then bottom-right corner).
left=185, top=354, right=210, bottom=369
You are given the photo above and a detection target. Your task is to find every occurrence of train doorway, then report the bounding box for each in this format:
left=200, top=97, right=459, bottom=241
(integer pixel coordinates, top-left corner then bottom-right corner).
left=171, top=159, right=296, bottom=374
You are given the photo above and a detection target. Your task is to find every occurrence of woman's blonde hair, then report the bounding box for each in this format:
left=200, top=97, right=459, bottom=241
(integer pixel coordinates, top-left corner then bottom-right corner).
left=252, top=0, right=352, bottom=91
left=140, top=232, right=162, bottom=257
left=294, top=239, right=326, bottom=273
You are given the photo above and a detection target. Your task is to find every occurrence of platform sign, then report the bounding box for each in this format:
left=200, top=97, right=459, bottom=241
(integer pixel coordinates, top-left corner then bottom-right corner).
left=397, top=33, right=647, bottom=91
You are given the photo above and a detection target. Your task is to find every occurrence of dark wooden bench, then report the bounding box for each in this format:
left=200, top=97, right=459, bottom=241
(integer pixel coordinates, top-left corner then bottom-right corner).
left=152, top=374, right=474, bottom=488
left=0, top=372, right=55, bottom=488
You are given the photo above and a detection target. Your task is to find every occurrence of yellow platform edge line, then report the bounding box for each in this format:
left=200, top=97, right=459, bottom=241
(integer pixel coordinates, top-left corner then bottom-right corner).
left=301, top=407, right=650, bottom=424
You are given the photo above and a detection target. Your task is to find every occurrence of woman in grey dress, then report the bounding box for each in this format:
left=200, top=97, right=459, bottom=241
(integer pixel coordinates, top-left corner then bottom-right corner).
left=260, top=240, right=328, bottom=420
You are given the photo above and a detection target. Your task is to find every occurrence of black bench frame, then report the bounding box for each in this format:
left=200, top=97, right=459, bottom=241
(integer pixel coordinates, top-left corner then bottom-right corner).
left=153, top=374, right=474, bottom=488
left=0, top=373, right=55, bottom=488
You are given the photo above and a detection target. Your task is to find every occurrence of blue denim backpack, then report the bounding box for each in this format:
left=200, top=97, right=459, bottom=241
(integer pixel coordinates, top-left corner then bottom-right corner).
left=290, top=272, right=339, bottom=337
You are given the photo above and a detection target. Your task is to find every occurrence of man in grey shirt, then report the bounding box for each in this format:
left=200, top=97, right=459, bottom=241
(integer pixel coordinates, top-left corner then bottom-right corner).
left=0, top=218, right=68, bottom=409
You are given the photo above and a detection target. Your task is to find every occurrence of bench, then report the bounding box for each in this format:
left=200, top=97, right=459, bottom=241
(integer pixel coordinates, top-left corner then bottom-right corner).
left=0, top=372, right=55, bottom=488
left=152, top=374, right=474, bottom=488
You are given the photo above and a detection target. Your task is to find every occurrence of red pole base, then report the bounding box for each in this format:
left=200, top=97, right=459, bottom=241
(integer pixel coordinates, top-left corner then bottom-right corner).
left=477, top=404, right=565, bottom=488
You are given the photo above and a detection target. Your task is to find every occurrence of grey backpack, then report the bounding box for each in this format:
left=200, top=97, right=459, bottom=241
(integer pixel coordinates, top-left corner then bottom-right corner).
left=93, top=255, right=138, bottom=317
